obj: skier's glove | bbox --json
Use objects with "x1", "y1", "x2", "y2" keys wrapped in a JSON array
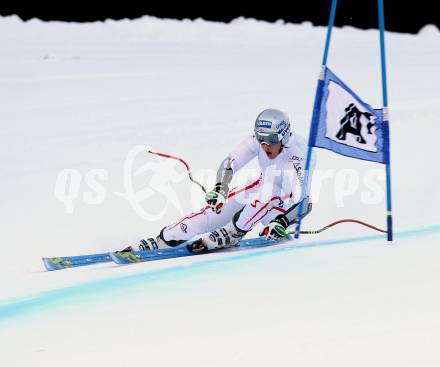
[
  {"x1": 259, "y1": 215, "x2": 289, "y2": 240},
  {"x1": 205, "y1": 183, "x2": 228, "y2": 214}
]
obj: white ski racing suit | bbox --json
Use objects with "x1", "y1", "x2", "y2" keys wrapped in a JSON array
[{"x1": 153, "y1": 132, "x2": 315, "y2": 248}]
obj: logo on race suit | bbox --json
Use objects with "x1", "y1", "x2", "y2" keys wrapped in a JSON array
[
  {"x1": 288, "y1": 155, "x2": 303, "y2": 162},
  {"x1": 180, "y1": 223, "x2": 188, "y2": 233},
  {"x1": 257, "y1": 120, "x2": 272, "y2": 129},
  {"x1": 293, "y1": 162, "x2": 304, "y2": 185},
  {"x1": 335, "y1": 103, "x2": 376, "y2": 145}
]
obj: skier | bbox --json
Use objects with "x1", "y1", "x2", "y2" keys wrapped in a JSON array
[{"x1": 122, "y1": 108, "x2": 314, "y2": 253}]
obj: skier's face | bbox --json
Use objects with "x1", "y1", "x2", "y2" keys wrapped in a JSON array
[{"x1": 260, "y1": 141, "x2": 282, "y2": 159}]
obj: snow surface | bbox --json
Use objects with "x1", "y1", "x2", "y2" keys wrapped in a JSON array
[{"x1": 0, "y1": 15, "x2": 439, "y2": 366}]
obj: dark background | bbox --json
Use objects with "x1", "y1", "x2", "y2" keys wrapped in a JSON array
[{"x1": 0, "y1": 1, "x2": 438, "y2": 34}]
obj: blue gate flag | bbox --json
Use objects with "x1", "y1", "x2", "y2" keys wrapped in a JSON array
[{"x1": 311, "y1": 67, "x2": 390, "y2": 164}]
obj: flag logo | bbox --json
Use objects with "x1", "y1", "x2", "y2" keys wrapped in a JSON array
[
  {"x1": 334, "y1": 103, "x2": 376, "y2": 147},
  {"x1": 325, "y1": 81, "x2": 378, "y2": 152},
  {"x1": 311, "y1": 67, "x2": 389, "y2": 164}
]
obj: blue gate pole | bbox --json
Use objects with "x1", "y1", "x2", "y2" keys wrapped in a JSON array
[
  {"x1": 295, "y1": 0, "x2": 338, "y2": 239},
  {"x1": 378, "y1": 0, "x2": 393, "y2": 241}
]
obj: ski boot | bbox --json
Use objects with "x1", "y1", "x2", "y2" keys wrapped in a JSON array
[{"x1": 187, "y1": 220, "x2": 247, "y2": 253}]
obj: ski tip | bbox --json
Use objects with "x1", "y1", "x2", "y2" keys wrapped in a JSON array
[
  {"x1": 109, "y1": 252, "x2": 123, "y2": 264},
  {"x1": 42, "y1": 257, "x2": 71, "y2": 271},
  {"x1": 42, "y1": 257, "x2": 55, "y2": 271}
]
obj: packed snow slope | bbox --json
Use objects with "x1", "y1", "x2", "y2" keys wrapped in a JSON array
[{"x1": 0, "y1": 15, "x2": 439, "y2": 367}]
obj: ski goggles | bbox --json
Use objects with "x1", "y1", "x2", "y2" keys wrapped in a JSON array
[{"x1": 255, "y1": 131, "x2": 282, "y2": 145}]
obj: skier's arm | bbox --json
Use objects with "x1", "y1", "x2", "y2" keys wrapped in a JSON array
[
  {"x1": 206, "y1": 135, "x2": 258, "y2": 213},
  {"x1": 214, "y1": 135, "x2": 258, "y2": 193},
  {"x1": 214, "y1": 157, "x2": 234, "y2": 193},
  {"x1": 205, "y1": 158, "x2": 233, "y2": 213}
]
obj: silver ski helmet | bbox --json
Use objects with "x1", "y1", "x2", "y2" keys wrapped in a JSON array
[{"x1": 254, "y1": 108, "x2": 292, "y2": 146}]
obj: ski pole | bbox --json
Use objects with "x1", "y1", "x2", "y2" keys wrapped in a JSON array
[
  {"x1": 146, "y1": 147, "x2": 207, "y2": 193},
  {"x1": 286, "y1": 219, "x2": 387, "y2": 235}
]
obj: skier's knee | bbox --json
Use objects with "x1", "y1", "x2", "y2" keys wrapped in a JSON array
[{"x1": 158, "y1": 227, "x2": 186, "y2": 248}]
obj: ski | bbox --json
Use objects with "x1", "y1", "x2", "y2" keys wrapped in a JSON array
[
  {"x1": 110, "y1": 236, "x2": 289, "y2": 265},
  {"x1": 42, "y1": 253, "x2": 111, "y2": 271},
  {"x1": 42, "y1": 237, "x2": 292, "y2": 271}
]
